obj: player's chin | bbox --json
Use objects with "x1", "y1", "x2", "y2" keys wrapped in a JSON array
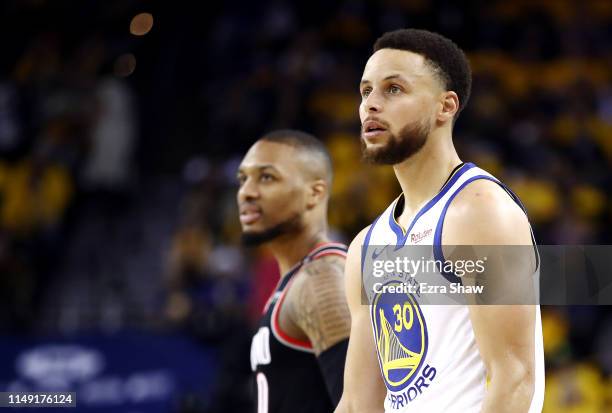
[{"x1": 361, "y1": 144, "x2": 398, "y2": 165}]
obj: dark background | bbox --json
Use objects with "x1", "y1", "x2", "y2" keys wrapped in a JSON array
[{"x1": 0, "y1": 0, "x2": 610, "y2": 412}]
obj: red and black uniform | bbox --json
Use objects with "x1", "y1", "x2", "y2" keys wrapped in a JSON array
[{"x1": 250, "y1": 242, "x2": 349, "y2": 413}]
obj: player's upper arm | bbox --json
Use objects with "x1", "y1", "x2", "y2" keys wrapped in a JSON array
[
  {"x1": 443, "y1": 180, "x2": 537, "y2": 411},
  {"x1": 335, "y1": 226, "x2": 386, "y2": 413},
  {"x1": 442, "y1": 179, "x2": 537, "y2": 302},
  {"x1": 291, "y1": 254, "x2": 351, "y2": 356},
  {"x1": 288, "y1": 253, "x2": 351, "y2": 405},
  {"x1": 344, "y1": 226, "x2": 371, "y2": 311}
]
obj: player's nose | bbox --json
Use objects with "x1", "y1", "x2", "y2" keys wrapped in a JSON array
[
  {"x1": 238, "y1": 177, "x2": 260, "y2": 202},
  {"x1": 364, "y1": 90, "x2": 383, "y2": 113}
]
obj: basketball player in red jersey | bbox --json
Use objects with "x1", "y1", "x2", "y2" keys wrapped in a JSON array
[{"x1": 237, "y1": 130, "x2": 351, "y2": 413}]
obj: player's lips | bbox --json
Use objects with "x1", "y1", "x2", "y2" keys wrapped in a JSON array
[
  {"x1": 362, "y1": 119, "x2": 388, "y2": 139},
  {"x1": 239, "y1": 204, "x2": 262, "y2": 225}
]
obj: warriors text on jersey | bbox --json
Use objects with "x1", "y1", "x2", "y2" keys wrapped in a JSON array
[
  {"x1": 250, "y1": 242, "x2": 348, "y2": 413},
  {"x1": 362, "y1": 163, "x2": 545, "y2": 412}
]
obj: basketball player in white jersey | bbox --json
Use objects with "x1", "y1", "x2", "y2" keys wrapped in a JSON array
[
  {"x1": 238, "y1": 130, "x2": 351, "y2": 412},
  {"x1": 335, "y1": 29, "x2": 545, "y2": 412}
]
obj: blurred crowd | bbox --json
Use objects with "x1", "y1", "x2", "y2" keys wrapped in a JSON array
[{"x1": 0, "y1": 0, "x2": 611, "y2": 411}]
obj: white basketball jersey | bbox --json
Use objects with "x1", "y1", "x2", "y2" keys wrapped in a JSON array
[{"x1": 362, "y1": 163, "x2": 545, "y2": 413}]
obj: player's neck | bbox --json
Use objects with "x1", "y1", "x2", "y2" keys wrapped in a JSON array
[
  {"x1": 267, "y1": 226, "x2": 328, "y2": 276},
  {"x1": 392, "y1": 129, "x2": 461, "y2": 221}
]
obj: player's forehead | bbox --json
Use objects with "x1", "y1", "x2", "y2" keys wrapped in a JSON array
[
  {"x1": 361, "y1": 48, "x2": 431, "y2": 85},
  {"x1": 239, "y1": 140, "x2": 299, "y2": 174}
]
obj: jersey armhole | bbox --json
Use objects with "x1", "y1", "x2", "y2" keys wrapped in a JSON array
[{"x1": 271, "y1": 275, "x2": 315, "y2": 353}]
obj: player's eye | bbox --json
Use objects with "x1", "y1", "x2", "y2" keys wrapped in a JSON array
[
  {"x1": 361, "y1": 87, "x2": 372, "y2": 98},
  {"x1": 237, "y1": 174, "x2": 246, "y2": 185},
  {"x1": 388, "y1": 84, "x2": 402, "y2": 94},
  {"x1": 260, "y1": 173, "x2": 275, "y2": 182}
]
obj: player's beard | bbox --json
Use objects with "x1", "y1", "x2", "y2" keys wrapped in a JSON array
[
  {"x1": 240, "y1": 213, "x2": 303, "y2": 247},
  {"x1": 361, "y1": 119, "x2": 431, "y2": 165}
]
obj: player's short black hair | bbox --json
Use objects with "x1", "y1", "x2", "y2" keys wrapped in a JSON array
[
  {"x1": 373, "y1": 28, "x2": 472, "y2": 118},
  {"x1": 259, "y1": 129, "x2": 333, "y2": 185}
]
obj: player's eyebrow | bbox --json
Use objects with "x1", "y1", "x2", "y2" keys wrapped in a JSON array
[
  {"x1": 238, "y1": 164, "x2": 279, "y2": 174},
  {"x1": 257, "y1": 165, "x2": 279, "y2": 172},
  {"x1": 360, "y1": 74, "x2": 408, "y2": 86}
]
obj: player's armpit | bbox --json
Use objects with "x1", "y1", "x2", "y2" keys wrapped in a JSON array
[
  {"x1": 335, "y1": 227, "x2": 386, "y2": 413},
  {"x1": 291, "y1": 255, "x2": 351, "y2": 356}
]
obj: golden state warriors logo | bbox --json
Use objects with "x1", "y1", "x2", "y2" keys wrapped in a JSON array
[{"x1": 371, "y1": 281, "x2": 428, "y2": 391}]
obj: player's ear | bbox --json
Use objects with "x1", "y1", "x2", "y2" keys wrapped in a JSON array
[
  {"x1": 437, "y1": 91, "x2": 459, "y2": 124},
  {"x1": 306, "y1": 179, "x2": 328, "y2": 209}
]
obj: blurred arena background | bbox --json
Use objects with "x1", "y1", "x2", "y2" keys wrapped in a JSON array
[{"x1": 0, "y1": 0, "x2": 610, "y2": 412}]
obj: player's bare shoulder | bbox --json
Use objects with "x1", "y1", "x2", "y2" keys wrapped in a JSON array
[
  {"x1": 442, "y1": 178, "x2": 531, "y2": 245},
  {"x1": 285, "y1": 253, "x2": 350, "y2": 355}
]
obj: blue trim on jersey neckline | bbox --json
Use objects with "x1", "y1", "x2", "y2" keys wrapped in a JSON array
[{"x1": 388, "y1": 162, "x2": 476, "y2": 248}]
